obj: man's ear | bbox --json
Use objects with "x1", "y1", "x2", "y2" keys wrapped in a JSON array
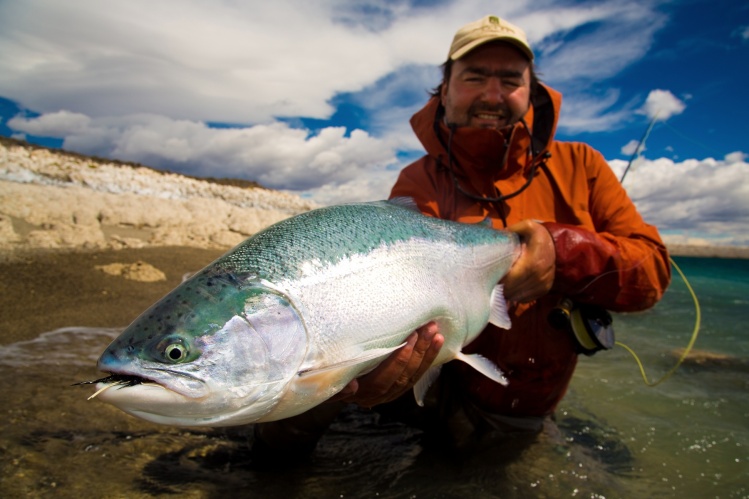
[{"x1": 439, "y1": 83, "x2": 448, "y2": 106}]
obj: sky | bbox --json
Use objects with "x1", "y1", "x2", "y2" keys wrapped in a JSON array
[{"x1": 0, "y1": 0, "x2": 747, "y2": 246}]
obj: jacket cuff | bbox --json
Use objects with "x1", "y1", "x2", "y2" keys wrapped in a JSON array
[{"x1": 542, "y1": 222, "x2": 618, "y2": 298}]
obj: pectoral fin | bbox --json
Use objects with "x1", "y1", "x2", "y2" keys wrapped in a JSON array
[
  {"x1": 413, "y1": 364, "x2": 442, "y2": 407},
  {"x1": 296, "y1": 342, "x2": 407, "y2": 380},
  {"x1": 293, "y1": 342, "x2": 408, "y2": 402},
  {"x1": 455, "y1": 351, "x2": 508, "y2": 386},
  {"x1": 488, "y1": 284, "x2": 511, "y2": 330}
]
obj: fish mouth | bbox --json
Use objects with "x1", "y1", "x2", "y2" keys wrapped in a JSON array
[{"x1": 77, "y1": 366, "x2": 208, "y2": 402}]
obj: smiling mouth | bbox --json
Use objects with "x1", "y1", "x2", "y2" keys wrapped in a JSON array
[{"x1": 475, "y1": 113, "x2": 505, "y2": 121}]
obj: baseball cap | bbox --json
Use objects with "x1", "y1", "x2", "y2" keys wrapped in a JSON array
[{"x1": 448, "y1": 15, "x2": 533, "y2": 61}]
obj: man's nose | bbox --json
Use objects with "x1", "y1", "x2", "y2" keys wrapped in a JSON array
[{"x1": 482, "y1": 78, "x2": 505, "y2": 102}]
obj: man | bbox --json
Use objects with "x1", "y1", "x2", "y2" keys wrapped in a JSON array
[{"x1": 253, "y1": 15, "x2": 670, "y2": 458}]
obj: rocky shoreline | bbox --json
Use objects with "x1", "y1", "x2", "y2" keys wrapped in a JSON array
[{"x1": 0, "y1": 137, "x2": 316, "y2": 255}]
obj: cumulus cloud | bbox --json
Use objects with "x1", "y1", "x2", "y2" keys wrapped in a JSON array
[
  {"x1": 295, "y1": 169, "x2": 402, "y2": 205},
  {"x1": 0, "y1": 1, "x2": 665, "y2": 128},
  {"x1": 9, "y1": 112, "x2": 398, "y2": 193},
  {"x1": 556, "y1": 88, "x2": 635, "y2": 133},
  {"x1": 7, "y1": 110, "x2": 90, "y2": 136},
  {"x1": 621, "y1": 139, "x2": 643, "y2": 157},
  {"x1": 609, "y1": 153, "x2": 749, "y2": 245},
  {"x1": 638, "y1": 90, "x2": 687, "y2": 121},
  {"x1": 725, "y1": 151, "x2": 746, "y2": 162},
  {"x1": 0, "y1": 0, "x2": 458, "y2": 124}
]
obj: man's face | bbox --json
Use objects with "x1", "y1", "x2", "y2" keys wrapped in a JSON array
[{"x1": 441, "y1": 42, "x2": 532, "y2": 131}]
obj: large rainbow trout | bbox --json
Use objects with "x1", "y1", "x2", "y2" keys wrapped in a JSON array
[{"x1": 84, "y1": 199, "x2": 520, "y2": 426}]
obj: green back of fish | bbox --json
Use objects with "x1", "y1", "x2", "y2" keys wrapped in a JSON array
[{"x1": 214, "y1": 200, "x2": 515, "y2": 281}]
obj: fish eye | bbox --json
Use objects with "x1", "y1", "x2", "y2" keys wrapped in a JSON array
[{"x1": 164, "y1": 343, "x2": 188, "y2": 362}]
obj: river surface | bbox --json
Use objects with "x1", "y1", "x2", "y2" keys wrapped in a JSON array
[{"x1": 1, "y1": 256, "x2": 747, "y2": 498}]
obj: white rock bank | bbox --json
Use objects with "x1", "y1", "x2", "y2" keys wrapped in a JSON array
[{"x1": 0, "y1": 139, "x2": 317, "y2": 252}]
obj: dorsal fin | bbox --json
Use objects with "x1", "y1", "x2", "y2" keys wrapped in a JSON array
[{"x1": 387, "y1": 197, "x2": 420, "y2": 211}]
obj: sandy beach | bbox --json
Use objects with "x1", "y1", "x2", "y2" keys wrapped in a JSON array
[{"x1": 0, "y1": 247, "x2": 224, "y2": 345}]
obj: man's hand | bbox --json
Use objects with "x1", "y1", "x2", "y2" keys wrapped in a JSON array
[
  {"x1": 502, "y1": 220, "x2": 556, "y2": 303},
  {"x1": 330, "y1": 322, "x2": 444, "y2": 408}
]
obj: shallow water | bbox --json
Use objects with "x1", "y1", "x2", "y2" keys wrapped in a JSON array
[{"x1": 1, "y1": 257, "x2": 747, "y2": 498}]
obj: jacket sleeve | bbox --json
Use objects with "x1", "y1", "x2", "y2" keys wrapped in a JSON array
[{"x1": 545, "y1": 148, "x2": 671, "y2": 313}]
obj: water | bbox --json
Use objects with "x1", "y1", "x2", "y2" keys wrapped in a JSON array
[
  {"x1": 562, "y1": 256, "x2": 749, "y2": 498},
  {"x1": 1, "y1": 256, "x2": 747, "y2": 498}
]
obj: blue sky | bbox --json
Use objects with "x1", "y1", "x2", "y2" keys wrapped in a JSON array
[{"x1": 1, "y1": 0, "x2": 748, "y2": 245}]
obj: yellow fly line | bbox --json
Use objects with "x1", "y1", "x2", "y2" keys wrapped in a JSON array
[{"x1": 615, "y1": 257, "x2": 701, "y2": 387}]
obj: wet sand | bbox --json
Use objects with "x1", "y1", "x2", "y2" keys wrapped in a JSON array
[{"x1": 0, "y1": 247, "x2": 224, "y2": 345}]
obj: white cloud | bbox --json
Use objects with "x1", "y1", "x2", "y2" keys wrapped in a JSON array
[
  {"x1": 9, "y1": 112, "x2": 398, "y2": 194},
  {"x1": 725, "y1": 151, "x2": 746, "y2": 162},
  {"x1": 638, "y1": 90, "x2": 687, "y2": 121},
  {"x1": 609, "y1": 153, "x2": 749, "y2": 245},
  {"x1": 294, "y1": 168, "x2": 402, "y2": 205},
  {"x1": 8, "y1": 111, "x2": 91, "y2": 137},
  {"x1": 0, "y1": 0, "x2": 426, "y2": 123},
  {"x1": 621, "y1": 139, "x2": 643, "y2": 156},
  {"x1": 556, "y1": 88, "x2": 635, "y2": 133},
  {"x1": 537, "y1": 3, "x2": 666, "y2": 87},
  {"x1": 0, "y1": 0, "x2": 665, "y2": 128}
]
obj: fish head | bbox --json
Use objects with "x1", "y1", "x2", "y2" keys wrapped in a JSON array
[{"x1": 95, "y1": 270, "x2": 308, "y2": 427}]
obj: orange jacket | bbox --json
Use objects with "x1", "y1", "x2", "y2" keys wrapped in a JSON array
[{"x1": 390, "y1": 84, "x2": 671, "y2": 418}]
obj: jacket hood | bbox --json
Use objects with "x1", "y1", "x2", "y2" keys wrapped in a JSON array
[{"x1": 409, "y1": 83, "x2": 562, "y2": 187}]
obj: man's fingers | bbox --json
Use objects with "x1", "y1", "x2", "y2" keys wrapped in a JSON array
[
  {"x1": 394, "y1": 322, "x2": 438, "y2": 383},
  {"x1": 412, "y1": 331, "x2": 444, "y2": 381},
  {"x1": 502, "y1": 220, "x2": 555, "y2": 303},
  {"x1": 340, "y1": 322, "x2": 444, "y2": 408}
]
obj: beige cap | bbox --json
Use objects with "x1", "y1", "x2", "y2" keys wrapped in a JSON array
[{"x1": 448, "y1": 15, "x2": 533, "y2": 61}]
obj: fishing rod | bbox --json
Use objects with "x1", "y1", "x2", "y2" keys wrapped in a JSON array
[{"x1": 620, "y1": 112, "x2": 659, "y2": 184}]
